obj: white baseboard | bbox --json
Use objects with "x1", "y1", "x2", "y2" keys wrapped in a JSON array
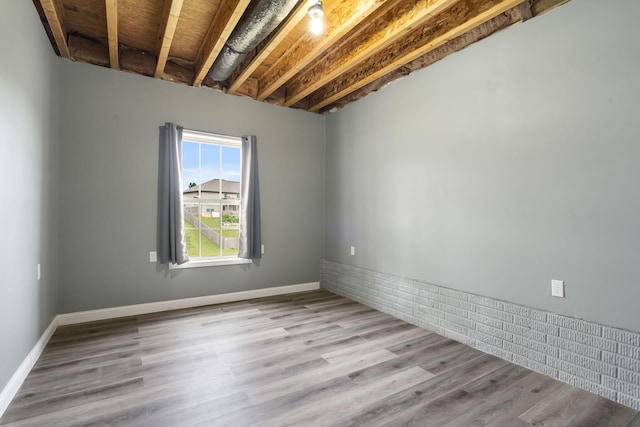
[
  {"x1": 0, "y1": 317, "x2": 59, "y2": 417},
  {"x1": 57, "y1": 282, "x2": 320, "y2": 325},
  {"x1": 0, "y1": 282, "x2": 320, "y2": 418}
]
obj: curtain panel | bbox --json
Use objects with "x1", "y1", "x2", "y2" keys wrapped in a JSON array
[
  {"x1": 157, "y1": 122, "x2": 189, "y2": 265},
  {"x1": 238, "y1": 135, "x2": 262, "y2": 259}
]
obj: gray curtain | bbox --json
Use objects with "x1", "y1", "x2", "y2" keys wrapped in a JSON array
[
  {"x1": 158, "y1": 123, "x2": 189, "y2": 265},
  {"x1": 238, "y1": 135, "x2": 262, "y2": 259}
]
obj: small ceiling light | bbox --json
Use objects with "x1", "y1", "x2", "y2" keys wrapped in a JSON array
[{"x1": 308, "y1": 1, "x2": 324, "y2": 35}]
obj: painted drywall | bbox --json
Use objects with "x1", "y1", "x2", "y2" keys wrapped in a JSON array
[
  {"x1": 0, "y1": 2, "x2": 59, "y2": 391},
  {"x1": 58, "y1": 61, "x2": 325, "y2": 312},
  {"x1": 325, "y1": 0, "x2": 640, "y2": 332}
]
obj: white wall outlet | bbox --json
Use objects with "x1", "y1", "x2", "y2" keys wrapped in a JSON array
[
  {"x1": 149, "y1": 251, "x2": 157, "y2": 262},
  {"x1": 261, "y1": 245, "x2": 265, "y2": 255},
  {"x1": 37, "y1": 264, "x2": 41, "y2": 281},
  {"x1": 551, "y1": 280, "x2": 565, "y2": 298},
  {"x1": 350, "y1": 246, "x2": 355, "y2": 256}
]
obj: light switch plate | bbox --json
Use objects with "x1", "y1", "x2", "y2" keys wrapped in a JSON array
[
  {"x1": 149, "y1": 251, "x2": 157, "y2": 262},
  {"x1": 551, "y1": 280, "x2": 565, "y2": 298},
  {"x1": 350, "y1": 246, "x2": 355, "y2": 256}
]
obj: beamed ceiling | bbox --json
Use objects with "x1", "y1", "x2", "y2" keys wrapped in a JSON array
[{"x1": 34, "y1": 0, "x2": 569, "y2": 113}]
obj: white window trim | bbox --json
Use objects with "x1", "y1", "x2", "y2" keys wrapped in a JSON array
[
  {"x1": 182, "y1": 129, "x2": 241, "y2": 147},
  {"x1": 180, "y1": 129, "x2": 245, "y2": 268},
  {"x1": 169, "y1": 257, "x2": 252, "y2": 269}
]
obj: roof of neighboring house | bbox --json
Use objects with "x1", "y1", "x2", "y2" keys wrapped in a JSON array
[{"x1": 183, "y1": 179, "x2": 240, "y2": 196}]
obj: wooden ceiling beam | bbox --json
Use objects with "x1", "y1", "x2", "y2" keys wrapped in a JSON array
[
  {"x1": 227, "y1": 1, "x2": 309, "y2": 95},
  {"x1": 105, "y1": 0, "x2": 119, "y2": 69},
  {"x1": 193, "y1": 0, "x2": 252, "y2": 87},
  {"x1": 257, "y1": 0, "x2": 388, "y2": 101},
  {"x1": 308, "y1": 0, "x2": 524, "y2": 112},
  {"x1": 39, "y1": 0, "x2": 71, "y2": 59},
  {"x1": 284, "y1": 0, "x2": 461, "y2": 107},
  {"x1": 154, "y1": 0, "x2": 185, "y2": 78}
]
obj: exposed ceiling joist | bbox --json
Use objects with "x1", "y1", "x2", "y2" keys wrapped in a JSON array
[
  {"x1": 325, "y1": 7, "x2": 523, "y2": 111},
  {"x1": 105, "y1": 0, "x2": 119, "y2": 69},
  {"x1": 227, "y1": 0, "x2": 309, "y2": 95},
  {"x1": 284, "y1": 0, "x2": 461, "y2": 107},
  {"x1": 33, "y1": 0, "x2": 572, "y2": 113},
  {"x1": 154, "y1": 0, "x2": 184, "y2": 78},
  {"x1": 193, "y1": 0, "x2": 252, "y2": 87},
  {"x1": 257, "y1": 0, "x2": 388, "y2": 101},
  {"x1": 309, "y1": 0, "x2": 524, "y2": 112},
  {"x1": 39, "y1": 0, "x2": 71, "y2": 59}
]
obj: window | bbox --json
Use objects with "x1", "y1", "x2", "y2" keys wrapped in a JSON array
[
  {"x1": 159, "y1": 123, "x2": 260, "y2": 267},
  {"x1": 181, "y1": 130, "x2": 245, "y2": 264}
]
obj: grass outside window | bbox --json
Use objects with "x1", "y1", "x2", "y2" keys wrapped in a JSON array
[{"x1": 183, "y1": 219, "x2": 239, "y2": 257}]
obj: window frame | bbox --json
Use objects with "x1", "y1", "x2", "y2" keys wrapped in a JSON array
[{"x1": 170, "y1": 129, "x2": 249, "y2": 269}]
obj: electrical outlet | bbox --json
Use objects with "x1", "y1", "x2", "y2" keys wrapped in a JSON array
[
  {"x1": 350, "y1": 246, "x2": 355, "y2": 256},
  {"x1": 149, "y1": 251, "x2": 157, "y2": 262},
  {"x1": 551, "y1": 280, "x2": 565, "y2": 298},
  {"x1": 261, "y1": 245, "x2": 265, "y2": 255},
  {"x1": 37, "y1": 264, "x2": 41, "y2": 281}
]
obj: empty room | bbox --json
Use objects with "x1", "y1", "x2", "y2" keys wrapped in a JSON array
[{"x1": 1, "y1": 0, "x2": 639, "y2": 425}]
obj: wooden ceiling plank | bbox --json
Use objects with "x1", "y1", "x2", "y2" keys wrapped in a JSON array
[
  {"x1": 40, "y1": 0, "x2": 71, "y2": 59},
  {"x1": 227, "y1": 1, "x2": 309, "y2": 95},
  {"x1": 154, "y1": 0, "x2": 185, "y2": 78},
  {"x1": 257, "y1": 0, "x2": 388, "y2": 101},
  {"x1": 105, "y1": 0, "x2": 119, "y2": 69},
  {"x1": 308, "y1": 0, "x2": 524, "y2": 112},
  {"x1": 193, "y1": 0, "x2": 252, "y2": 87},
  {"x1": 285, "y1": 0, "x2": 461, "y2": 107}
]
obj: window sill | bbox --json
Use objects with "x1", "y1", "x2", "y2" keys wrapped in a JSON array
[{"x1": 169, "y1": 258, "x2": 252, "y2": 269}]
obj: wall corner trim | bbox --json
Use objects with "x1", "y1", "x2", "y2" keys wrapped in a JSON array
[{"x1": 0, "y1": 282, "x2": 319, "y2": 417}]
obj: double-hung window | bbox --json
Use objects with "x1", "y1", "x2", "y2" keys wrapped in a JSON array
[{"x1": 180, "y1": 129, "x2": 247, "y2": 265}]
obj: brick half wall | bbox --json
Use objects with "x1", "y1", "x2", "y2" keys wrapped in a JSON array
[{"x1": 320, "y1": 259, "x2": 640, "y2": 410}]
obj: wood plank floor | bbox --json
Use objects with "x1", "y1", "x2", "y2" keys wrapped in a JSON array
[{"x1": 2, "y1": 290, "x2": 639, "y2": 426}]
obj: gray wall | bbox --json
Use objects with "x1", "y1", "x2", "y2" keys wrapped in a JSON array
[
  {"x1": 58, "y1": 61, "x2": 325, "y2": 312},
  {"x1": 325, "y1": 0, "x2": 640, "y2": 332},
  {"x1": 0, "y1": 2, "x2": 59, "y2": 390}
]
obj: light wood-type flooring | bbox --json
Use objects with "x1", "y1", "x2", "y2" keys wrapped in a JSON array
[{"x1": 1, "y1": 290, "x2": 639, "y2": 426}]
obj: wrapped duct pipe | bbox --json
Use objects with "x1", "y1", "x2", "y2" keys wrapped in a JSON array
[{"x1": 208, "y1": 0, "x2": 301, "y2": 82}]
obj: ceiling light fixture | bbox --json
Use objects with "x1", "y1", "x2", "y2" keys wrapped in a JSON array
[{"x1": 308, "y1": 1, "x2": 324, "y2": 35}]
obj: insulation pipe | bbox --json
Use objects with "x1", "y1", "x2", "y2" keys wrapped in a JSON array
[{"x1": 208, "y1": 0, "x2": 301, "y2": 82}]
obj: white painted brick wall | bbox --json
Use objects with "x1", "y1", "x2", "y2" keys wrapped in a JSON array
[
  {"x1": 621, "y1": 344, "x2": 640, "y2": 359},
  {"x1": 559, "y1": 328, "x2": 618, "y2": 352},
  {"x1": 548, "y1": 335, "x2": 601, "y2": 360},
  {"x1": 620, "y1": 369, "x2": 640, "y2": 386},
  {"x1": 604, "y1": 328, "x2": 640, "y2": 346},
  {"x1": 321, "y1": 259, "x2": 640, "y2": 410},
  {"x1": 476, "y1": 323, "x2": 512, "y2": 341}
]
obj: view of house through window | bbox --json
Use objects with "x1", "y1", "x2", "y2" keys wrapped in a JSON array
[{"x1": 181, "y1": 130, "x2": 242, "y2": 259}]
